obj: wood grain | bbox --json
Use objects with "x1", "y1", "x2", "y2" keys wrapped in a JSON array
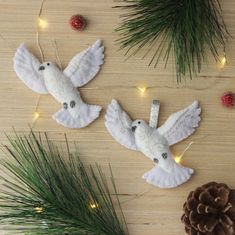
[{"x1": 0, "y1": 1, "x2": 235, "y2": 234}]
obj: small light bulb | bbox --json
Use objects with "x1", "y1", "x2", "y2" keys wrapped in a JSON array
[
  {"x1": 34, "y1": 112, "x2": 40, "y2": 119},
  {"x1": 221, "y1": 57, "x2": 226, "y2": 67},
  {"x1": 89, "y1": 203, "x2": 98, "y2": 209},
  {"x1": 174, "y1": 155, "x2": 182, "y2": 164},
  {"x1": 35, "y1": 207, "x2": 44, "y2": 213},
  {"x1": 218, "y1": 56, "x2": 226, "y2": 69},
  {"x1": 137, "y1": 87, "x2": 147, "y2": 94},
  {"x1": 174, "y1": 142, "x2": 193, "y2": 164},
  {"x1": 38, "y1": 17, "x2": 48, "y2": 29}
]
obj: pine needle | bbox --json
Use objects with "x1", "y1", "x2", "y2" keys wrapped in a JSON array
[
  {"x1": 115, "y1": 0, "x2": 230, "y2": 82},
  {"x1": 0, "y1": 131, "x2": 128, "y2": 235}
]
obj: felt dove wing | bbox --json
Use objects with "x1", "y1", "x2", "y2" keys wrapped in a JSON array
[
  {"x1": 105, "y1": 99, "x2": 201, "y2": 188},
  {"x1": 14, "y1": 40, "x2": 104, "y2": 128}
]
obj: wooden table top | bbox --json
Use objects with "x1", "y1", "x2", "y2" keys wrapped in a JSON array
[{"x1": 0, "y1": 1, "x2": 235, "y2": 234}]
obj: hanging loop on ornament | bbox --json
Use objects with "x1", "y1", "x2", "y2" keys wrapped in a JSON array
[{"x1": 149, "y1": 100, "x2": 160, "y2": 129}]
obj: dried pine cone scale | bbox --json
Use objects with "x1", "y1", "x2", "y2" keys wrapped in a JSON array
[
  {"x1": 228, "y1": 190, "x2": 235, "y2": 228},
  {"x1": 182, "y1": 182, "x2": 235, "y2": 235}
]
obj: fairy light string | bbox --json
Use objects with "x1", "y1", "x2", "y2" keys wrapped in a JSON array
[
  {"x1": 220, "y1": 47, "x2": 227, "y2": 69},
  {"x1": 37, "y1": 0, "x2": 46, "y2": 62},
  {"x1": 31, "y1": 0, "x2": 227, "y2": 123},
  {"x1": 174, "y1": 141, "x2": 194, "y2": 164},
  {"x1": 33, "y1": 0, "x2": 47, "y2": 124},
  {"x1": 0, "y1": 0, "x2": 230, "y2": 215},
  {"x1": 53, "y1": 40, "x2": 63, "y2": 70}
]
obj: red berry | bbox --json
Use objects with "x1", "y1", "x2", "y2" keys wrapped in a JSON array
[
  {"x1": 221, "y1": 92, "x2": 235, "y2": 107},
  {"x1": 69, "y1": 15, "x2": 86, "y2": 31}
]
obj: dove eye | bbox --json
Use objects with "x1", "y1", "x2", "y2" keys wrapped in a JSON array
[
  {"x1": 138, "y1": 121, "x2": 141, "y2": 124},
  {"x1": 47, "y1": 63, "x2": 50, "y2": 66},
  {"x1": 153, "y1": 158, "x2": 159, "y2": 164}
]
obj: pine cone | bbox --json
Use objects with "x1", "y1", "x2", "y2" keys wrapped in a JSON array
[{"x1": 181, "y1": 182, "x2": 235, "y2": 235}]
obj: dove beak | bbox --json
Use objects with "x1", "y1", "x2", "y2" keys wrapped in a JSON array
[
  {"x1": 131, "y1": 126, "x2": 137, "y2": 132},
  {"x1": 38, "y1": 65, "x2": 45, "y2": 71}
]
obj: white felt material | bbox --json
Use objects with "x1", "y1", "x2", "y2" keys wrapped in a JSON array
[
  {"x1": 53, "y1": 104, "x2": 101, "y2": 128},
  {"x1": 13, "y1": 40, "x2": 105, "y2": 128},
  {"x1": 133, "y1": 120, "x2": 194, "y2": 188},
  {"x1": 63, "y1": 39, "x2": 105, "y2": 87},
  {"x1": 13, "y1": 44, "x2": 48, "y2": 94},
  {"x1": 143, "y1": 164, "x2": 194, "y2": 189},
  {"x1": 105, "y1": 99, "x2": 138, "y2": 151},
  {"x1": 40, "y1": 61, "x2": 102, "y2": 129},
  {"x1": 158, "y1": 101, "x2": 201, "y2": 146},
  {"x1": 104, "y1": 100, "x2": 201, "y2": 188}
]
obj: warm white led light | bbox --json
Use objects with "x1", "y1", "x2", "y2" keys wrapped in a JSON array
[
  {"x1": 174, "y1": 155, "x2": 182, "y2": 164},
  {"x1": 137, "y1": 86, "x2": 148, "y2": 96},
  {"x1": 221, "y1": 56, "x2": 226, "y2": 68},
  {"x1": 34, "y1": 112, "x2": 40, "y2": 119},
  {"x1": 35, "y1": 207, "x2": 44, "y2": 213},
  {"x1": 38, "y1": 17, "x2": 48, "y2": 29},
  {"x1": 89, "y1": 203, "x2": 98, "y2": 209}
]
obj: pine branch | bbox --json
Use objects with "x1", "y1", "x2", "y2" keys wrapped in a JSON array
[
  {"x1": 115, "y1": 0, "x2": 230, "y2": 82},
  {"x1": 0, "y1": 131, "x2": 128, "y2": 235}
]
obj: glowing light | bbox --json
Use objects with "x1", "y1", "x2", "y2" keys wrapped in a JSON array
[
  {"x1": 33, "y1": 111, "x2": 40, "y2": 124},
  {"x1": 174, "y1": 142, "x2": 194, "y2": 164},
  {"x1": 38, "y1": 17, "x2": 48, "y2": 29},
  {"x1": 218, "y1": 56, "x2": 226, "y2": 69},
  {"x1": 137, "y1": 87, "x2": 148, "y2": 95},
  {"x1": 35, "y1": 207, "x2": 44, "y2": 213},
  {"x1": 34, "y1": 112, "x2": 40, "y2": 119},
  {"x1": 221, "y1": 57, "x2": 226, "y2": 68},
  {"x1": 89, "y1": 203, "x2": 98, "y2": 209},
  {"x1": 174, "y1": 155, "x2": 182, "y2": 164}
]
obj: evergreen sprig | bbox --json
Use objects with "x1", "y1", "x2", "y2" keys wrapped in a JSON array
[
  {"x1": 115, "y1": 0, "x2": 229, "y2": 82},
  {"x1": 0, "y1": 131, "x2": 128, "y2": 235}
]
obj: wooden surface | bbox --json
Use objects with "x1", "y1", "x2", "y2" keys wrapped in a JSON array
[{"x1": 0, "y1": 1, "x2": 235, "y2": 234}]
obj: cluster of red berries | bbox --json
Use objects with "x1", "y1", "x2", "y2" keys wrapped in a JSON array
[
  {"x1": 69, "y1": 15, "x2": 86, "y2": 31},
  {"x1": 221, "y1": 92, "x2": 235, "y2": 107}
]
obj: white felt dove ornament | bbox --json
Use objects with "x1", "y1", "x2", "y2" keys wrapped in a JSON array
[
  {"x1": 105, "y1": 100, "x2": 201, "y2": 188},
  {"x1": 14, "y1": 40, "x2": 104, "y2": 128}
]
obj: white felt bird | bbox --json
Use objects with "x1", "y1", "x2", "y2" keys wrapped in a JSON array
[
  {"x1": 105, "y1": 100, "x2": 201, "y2": 188},
  {"x1": 14, "y1": 40, "x2": 104, "y2": 128}
]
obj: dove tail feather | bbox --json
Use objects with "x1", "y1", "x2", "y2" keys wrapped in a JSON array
[
  {"x1": 143, "y1": 163, "x2": 194, "y2": 189},
  {"x1": 53, "y1": 104, "x2": 101, "y2": 128}
]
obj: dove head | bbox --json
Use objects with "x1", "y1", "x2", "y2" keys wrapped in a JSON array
[
  {"x1": 131, "y1": 120, "x2": 149, "y2": 133},
  {"x1": 38, "y1": 62, "x2": 58, "y2": 73}
]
